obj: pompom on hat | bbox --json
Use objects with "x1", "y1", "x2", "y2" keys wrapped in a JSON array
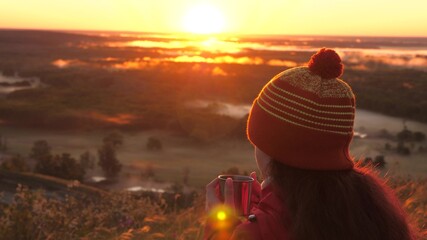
[{"x1": 247, "y1": 48, "x2": 355, "y2": 170}]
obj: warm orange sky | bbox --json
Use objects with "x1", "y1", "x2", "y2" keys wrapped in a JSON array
[{"x1": 1, "y1": 0, "x2": 427, "y2": 36}]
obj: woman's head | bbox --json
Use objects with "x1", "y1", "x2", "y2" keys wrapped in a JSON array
[
  {"x1": 247, "y1": 48, "x2": 355, "y2": 170},
  {"x1": 247, "y1": 48, "x2": 416, "y2": 239}
]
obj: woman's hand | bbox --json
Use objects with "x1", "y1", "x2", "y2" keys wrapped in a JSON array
[
  {"x1": 250, "y1": 172, "x2": 262, "y2": 195},
  {"x1": 204, "y1": 177, "x2": 240, "y2": 240},
  {"x1": 250, "y1": 172, "x2": 262, "y2": 207},
  {"x1": 205, "y1": 177, "x2": 235, "y2": 212},
  {"x1": 205, "y1": 172, "x2": 262, "y2": 212}
]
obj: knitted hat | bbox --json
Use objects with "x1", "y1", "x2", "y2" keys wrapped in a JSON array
[{"x1": 247, "y1": 48, "x2": 355, "y2": 170}]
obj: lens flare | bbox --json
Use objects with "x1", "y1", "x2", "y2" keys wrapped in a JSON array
[{"x1": 216, "y1": 211, "x2": 227, "y2": 221}]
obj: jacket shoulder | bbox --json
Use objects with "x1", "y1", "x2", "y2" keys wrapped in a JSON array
[
  {"x1": 240, "y1": 190, "x2": 291, "y2": 240},
  {"x1": 231, "y1": 221, "x2": 261, "y2": 240}
]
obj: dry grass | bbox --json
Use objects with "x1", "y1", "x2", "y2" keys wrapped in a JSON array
[{"x1": 0, "y1": 176, "x2": 426, "y2": 240}]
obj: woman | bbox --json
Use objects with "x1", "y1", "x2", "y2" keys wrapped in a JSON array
[{"x1": 205, "y1": 48, "x2": 415, "y2": 240}]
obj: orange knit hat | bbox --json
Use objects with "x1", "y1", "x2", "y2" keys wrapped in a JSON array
[{"x1": 247, "y1": 48, "x2": 355, "y2": 170}]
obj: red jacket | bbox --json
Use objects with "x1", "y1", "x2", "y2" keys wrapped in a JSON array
[{"x1": 205, "y1": 186, "x2": 291, "y2": 240}]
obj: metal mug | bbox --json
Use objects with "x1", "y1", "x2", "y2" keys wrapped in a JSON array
[{"x1": 218, "y1": 175, "x2": 254, "y2": 216}]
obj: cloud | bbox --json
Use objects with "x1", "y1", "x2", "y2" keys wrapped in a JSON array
[
  {"x1": 267, "y1": 59, "x2": 297, "y2": 67},
  {"x1": 87, "y1": 112, "x2": 137, "y2": 125},
  {"x1": 340, "y1": 51, "x2": 427, "y2": 71},
  {"x1": 111, "y1": 57, "x2": 161, "y2": 70},
  {"x1": 51, "y1": 59, "x2": 85, "y2": 68},
  {"x1": 109, "y1": 55, "x2": 264, "y2": 70},
  {"x1": 171, "y1": 55, "x2": 264, "y2": 65}
]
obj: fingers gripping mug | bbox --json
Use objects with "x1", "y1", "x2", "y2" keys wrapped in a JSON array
[{"x1": 218, "y1": 175, "x2": 254, "y2": 216}]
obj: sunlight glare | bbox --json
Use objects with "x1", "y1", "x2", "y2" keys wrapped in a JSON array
[
  {"x1": 216, "y1": 211, "x2": 227, "y2": 221},
  {"x1": 182, "y1": 4, "x2": 225, "y2": 34}
]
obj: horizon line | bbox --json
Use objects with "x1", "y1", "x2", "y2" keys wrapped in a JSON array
[{"x1": 1, "y1": 27, "x2": 427, "y2": 39}]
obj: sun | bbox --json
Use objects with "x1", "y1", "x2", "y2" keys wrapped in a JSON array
[{"x1": 182, "y1": 4, "x2": 225, "y2": 34}]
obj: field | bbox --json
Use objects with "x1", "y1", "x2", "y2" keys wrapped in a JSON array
[
  {"x1": 0, "y1": 172, "x2": 426, "y2": 239},
  {"x1": 1, "y1": 108, "x2": 426, "y2": 188},
  {"x1": 0, "y1": 30, "x2": 426, "y2": 187}
]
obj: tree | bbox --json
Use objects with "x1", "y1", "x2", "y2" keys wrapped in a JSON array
[
  {"x1": 32, "y1": 140, "x2": 55, "y2": 175},
  {"x1": 373, "y1": 155, "x2": 386, "y2": 169},
  {"x1": 34, "y1": 155, "x2": 55, "y2": 175},
  {"x1": 56, "y1": 153, "x2": 85, "y2": 181},
  {"x1": 413, "y1": 131, "x2": 426, "y2": 142},
  {"x1": 358, "y1": 157, "x2": 373, "y2": 167},
  {"x1": 35, "y1": 151, "x2": 85, "y2": 181},
  {"x1": 397, "y1": 127, "x2": 413, "y2": 142},
  {"x1": 30, "y1": 140, "x2": 51, "y2": 161},
  {"x1": 0, "y1": 155, "x2": 30, "y2": 172},
  {"x1": 98, "y1": 142, "x2": 122, "y2": 179},
  {"x1": 397, "y1": 141, "x2": 411, "y2": 155}
]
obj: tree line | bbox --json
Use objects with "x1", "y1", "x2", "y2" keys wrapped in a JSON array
[{"x1": 0, "y1": 132, "x2": 165, "y2": 182}]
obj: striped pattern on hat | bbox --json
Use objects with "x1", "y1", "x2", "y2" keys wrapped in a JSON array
[
  {"x1": 256, "y1": 67, "x2": 355, "y2": 135},
  {"x1": 247, "y1": 58, "x2": 356, "y2": 170}
]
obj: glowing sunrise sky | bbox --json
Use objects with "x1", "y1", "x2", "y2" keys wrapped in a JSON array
[{"x1": 1, "y1": 0, "x2": 427, "y2": 36}]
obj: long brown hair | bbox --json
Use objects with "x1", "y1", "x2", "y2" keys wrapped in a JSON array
[{"x1": 269, "y1": 160, "x2": 416, "y2": 240}]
